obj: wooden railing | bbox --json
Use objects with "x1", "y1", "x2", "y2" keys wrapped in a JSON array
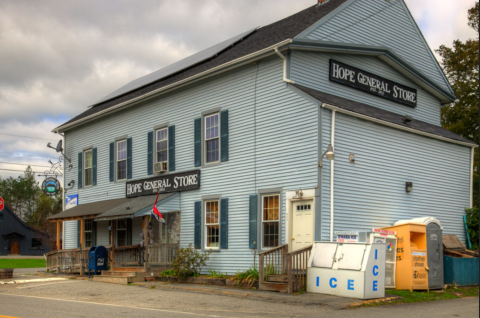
[
  {"x1": 258, "y1": 244, "x2": 288, "y2": 285},
  {"x1": 147, "y1": 243, "x2": 179, "y2": 265},
  {"x1": 45, "y1": 247, "x2": 112, "y2": 274},
  {"x1": 287, "y1": 244, "x2": 312, "y2": 293},
  {"x1": 113, "y1": 244, "x2": 142, "y2": 266}
]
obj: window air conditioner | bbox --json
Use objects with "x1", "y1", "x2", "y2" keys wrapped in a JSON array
[{"x1": 154, "y1": 161, "x2": 168, "y2": 174}]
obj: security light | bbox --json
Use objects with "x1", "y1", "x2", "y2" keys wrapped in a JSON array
[{"x1": 319, "y1": 144, "x2": 335, "y2": 167}]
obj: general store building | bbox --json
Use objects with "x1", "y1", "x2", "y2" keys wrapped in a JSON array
[{"x1": 48, "y1": 0, "x2": 477, "y2": 275}]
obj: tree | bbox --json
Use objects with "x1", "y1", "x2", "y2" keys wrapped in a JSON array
[
  {"x1": 437, "y1": 2, "x2": 479, "y2": 207},
  {"x1": 0, "y1": 166, "x2": 38, "y2": 219}
]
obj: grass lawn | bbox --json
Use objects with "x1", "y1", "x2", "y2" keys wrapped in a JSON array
[
  {"x1": 0, "y1": 259, "x2": 46, "y2": 269},
  {"x1": 355, "y1": 287, "x2": 479, "y2": 308}
]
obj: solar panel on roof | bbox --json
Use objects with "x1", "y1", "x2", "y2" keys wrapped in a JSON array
[{"x1": 93, "y1": 27, "x2": 258, "y2": 106}]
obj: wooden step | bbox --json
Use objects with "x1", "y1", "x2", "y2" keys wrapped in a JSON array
[
  {"x1": 266, "y1": 274, "x2": 289, "y2": 283},
  {"x1": 111, "y1": 267, "x2": 145, "y2": 273},
  {"x1": 101, "y1": 271, "x2": 137, "y2": 277},
  {"x1": 259, "y1": 282, "x2": 288, "y2": 293},
  {"x1": 93, "y1": 274, "x2": 146, "y2": 284}
]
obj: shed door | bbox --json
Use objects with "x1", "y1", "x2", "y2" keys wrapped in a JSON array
[
  {"x1": 10, "y1": 239, "x2": 20, "y2": 255},
  {"x1": 291, "y1": 200, "x2": 314, "y2": 251},
  {"x1": 427, "y1": 224, "x2": 444, "y2": 289}
]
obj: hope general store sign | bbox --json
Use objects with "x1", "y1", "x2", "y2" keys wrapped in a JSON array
[
  {"x1": 329, "y1": 59, "x2": 417, "y2": 107},
  {"x1": 126, "y1": 170, "x2": 200, "y2": 198}
]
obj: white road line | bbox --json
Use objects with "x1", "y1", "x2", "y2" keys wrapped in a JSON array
[
  {"x1": 16, "y1": 281, "x2": 77, "y2": 289},
  {"x1": 0, "y1": 294, "x2": 223, "y2": 317},
  {"x1": 0, "y1": 278, "x2": 67, "y2": 285}
]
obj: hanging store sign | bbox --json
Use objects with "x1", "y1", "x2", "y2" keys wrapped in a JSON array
[
  {"x1": 329, "y1": 59, "x2": 417, "y2": 107},
  {"x1": 126, "y1": 170, "x2": 200, "y2": 198},
  {"x1": 42, "y1": 177, "x2": 61, "y2": 196}
]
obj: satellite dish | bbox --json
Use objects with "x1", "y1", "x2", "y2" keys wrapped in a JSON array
[{"x1": 55, "y1": 140, "x2": 63, "y2": 153}]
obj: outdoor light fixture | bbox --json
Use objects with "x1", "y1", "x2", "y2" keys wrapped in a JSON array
[
  {"x1": 405, "y1": 182, "x2": 413, "y2": 193},
  {"x1": 319, "y1": 144, "x2": 335, "y2": 167}
]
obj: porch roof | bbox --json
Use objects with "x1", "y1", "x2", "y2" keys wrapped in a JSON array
[
  {"x1": 48, "y1": 197, "x2": 131, "y2": 221},
  {"x1": 94, "y1": 193, "x2": 175, "y2": 221}
]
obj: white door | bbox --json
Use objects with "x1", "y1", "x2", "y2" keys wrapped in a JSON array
[{"x1": 291, "y1": 200, "x2": 314, "y2": 251}]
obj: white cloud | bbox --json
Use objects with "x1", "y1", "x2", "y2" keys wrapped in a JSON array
[{"x1": 0, "y1": 0, "x2": 477, "y2": 180}]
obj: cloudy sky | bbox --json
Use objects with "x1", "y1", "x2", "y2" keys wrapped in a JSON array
[{"x1": 0, "y1": 0, "x2": 477, "y2": 184}]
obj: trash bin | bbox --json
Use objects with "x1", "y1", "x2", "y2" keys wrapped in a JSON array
[
  {"x1": 382, "y1": 223, "x2": 428, "y2": 291},
  {"x1": 88, "y1": 246, "x2": 108, "y2": 278},
  {"x1": 307, "y1": 242, "x2": 386, "y2": 299}
]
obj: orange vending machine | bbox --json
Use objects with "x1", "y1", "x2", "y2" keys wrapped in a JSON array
[{"x1": 382, "y1": 223, "x2": 429, "y2": 291}]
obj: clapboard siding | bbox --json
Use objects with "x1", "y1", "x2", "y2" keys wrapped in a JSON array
[
  {"x1": 320, "y1": 110, "x2": 471, "y2": 242},
  {"x1": 132, "y1": 218, "x2": 143, "y2": 245},
  {"x1": 63, "y1": 220, "x2": 78, "y2": 249},
  {"x1": 96, "y1": 221, "x2": 110, "y2": 246},
  {"x1": 291, "y1": 51, "x2": 442, "y2": 125},
  {"x1": 63, "y1": 56, "x2": 319, "y2": 273},
  {"x1": 298, "y1": 0, "x2": 452, "y2": 96}
]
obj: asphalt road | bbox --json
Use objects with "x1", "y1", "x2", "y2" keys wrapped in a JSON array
[{"x1": 0, "y1": 279, "x2": 478, "y2": 318}]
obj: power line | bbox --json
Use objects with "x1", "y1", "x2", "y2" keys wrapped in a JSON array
[
  {"x1": 0, "y1": 169, "x2": 44, "y2": 173},
  {"x1": 0, "y1": 162, "x2": 51, "y2": 168},
  {"x1": 0, "y1": 133, "x2": 58, "y2": 141}
]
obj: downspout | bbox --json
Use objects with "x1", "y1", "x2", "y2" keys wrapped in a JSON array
[
  {"x1": 470, "y1": 147, "x2": 475, "y2": 208},
  {"x1": 330, "y1": 110, "x2": 336, "y2": 241},
  {"x1": 274, "y1": 44, "x2": 295, "y2": 84}
]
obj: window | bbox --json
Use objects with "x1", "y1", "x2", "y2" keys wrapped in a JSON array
[
  {"x1": 117, "y1": 140, "x2": 127, "y2": 180},
  {"x1": 117, "y1": 220, "x2": 127, "y2": 247},
  {"x1": 31, "y1": 238, "x2": 43, "y2": 249},
  {"x1": 205, "y1": 200, "x2": 219, "y2": 249},
  {"x1": 156, "y1": 128, "x2": 168, "y2": 166},
  {"x1": 84, "y1": 149, "x2": 93, "y2": 187},
  {"x1": 262, "y1": 195, "x2": 280, "y2": 248},
  {"x1": 205, "y1": 113, "x2": 219, "y2": 164},
  {"x1": 84, "y1": 219, "x2": 93, "y2": 248}
]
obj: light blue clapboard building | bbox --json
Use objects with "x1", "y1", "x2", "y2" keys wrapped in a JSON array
[{"x1": 50, "y1": 0, "x2": 476, "y2": 275}]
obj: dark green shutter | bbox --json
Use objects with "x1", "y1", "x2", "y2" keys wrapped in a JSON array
[
  {"x1": 194, "y1": 201, "x2": 201, "y2": 249},
  {"x1": 92, "y1": 220, "x2": 97, "y2": 246},
  {"x1": 109, "y1": 142, "x2": 114, "y2": 182},
  {"x1": 77, "y1": 220, "x2": 81, "y2": 248},
  {"x1": 77, "y1": 152, "x2": 83, "y2": 189},
  {"x1": 168, "y1": 125, "x2": 175, "y2": 171},
  {"x1": 194, "y1": 118, "x2": 201, "y2": 167},
  {"x1": 92, "y1": 148, "x2": 97, "y2": 186},
  {"x1": 220, "y1": 110, "x2": 229, "y2": 162},
  {"x1": 148, "y1": 131, "x2": 153, "y2": 175},
  {"x1": 220, "y1": 198, "x2": 228, "y2": 249},
  {"x1": 127, "y1": 218, "x2": 132, "y2": 246},
  {"x1": 249, "y1": 195, "x2": 258, "y2": 249},
  {"x1": 127, "y1": 137, "x2": 133, "y2": 179}
]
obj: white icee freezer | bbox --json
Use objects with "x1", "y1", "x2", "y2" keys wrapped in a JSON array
[{"x1": 307, "y1": 242, "x2": 386, "y2": 299}]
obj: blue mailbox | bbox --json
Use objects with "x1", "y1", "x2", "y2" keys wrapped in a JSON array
[{"x1": 88, "y1": 246, "x2": 108, "y2": 278}]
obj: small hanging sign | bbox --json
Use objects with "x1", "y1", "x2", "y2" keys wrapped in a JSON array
[{"x1": 42, "y1": 177, "x2": 61, "y2": 196}]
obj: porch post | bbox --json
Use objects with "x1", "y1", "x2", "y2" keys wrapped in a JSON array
[
  {"x1": 111, "y1": 220, "x2": 115, "y2": 269},
  {"x1": 80, "y1": 219, "x2": 85, "y2": 248},
  {"x1": 56, "y1": 221, "x2": 61, "y2": 250},
  {"x1": 144, "y1": 216, "x2": 149, "y2": 271}
]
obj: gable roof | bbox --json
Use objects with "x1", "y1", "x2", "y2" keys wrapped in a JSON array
[
  {"x1": 292, "y1": 84, "x2": 475, "y2": 146},
  {"x1": 55, "y1": 0, "x2": 349, "y2": 132}
]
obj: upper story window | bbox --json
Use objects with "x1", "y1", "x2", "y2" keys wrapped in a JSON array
[
  {"x1": 205, "y1": 200, "x2": 219, "y2": 249},
  {"x1": 84, "y1": 149, "x2": 93, "y2": 187},
  {"x1": 156, "y1": 128, "x2": 168, "y2": 167},
  {"x1": 117, "y1": 140, "x2": 127, "y2": 180},
  {"x1": 262, "y1": 194, "x2": 280, "y2": 248},
  {"x1": 205, "y1": 113, "x2": 219, "y2": 164}
]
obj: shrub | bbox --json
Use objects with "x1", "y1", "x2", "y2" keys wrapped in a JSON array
[
  {"x1": 233, "y1": 266, "x2": 259, "y2": 287},
  {"x1": 208, "y1": 269, "x2": 228, "y2": 279},
  {"x1": 171, "y1": 243, "x2": 212, "y2": 279},
  {"x1": 465, "y1": 207, "x2": 479, "y2": 250},
  {"x1": 159, "y1": 269, "x2": 175, "y2": 277}
]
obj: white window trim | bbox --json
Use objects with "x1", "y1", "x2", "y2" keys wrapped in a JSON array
[
  {"x1": 84, "y1": 149, "x2": 93, "y2": 187},
  {"x1": 261, "y1": 194, "x2": 280, "y2": 250},
  {"x1": 155, "y1": 127, "x2": 169, "y2": 168},
  {"x1": 116, "y1": 139, "x2": 127, "y2": 181},
  {"x1": 204, "y1": 200, "x2": 220, "y2": 250},
  {"x1": 204, "y1": 113, "x2": 220, "y2": 165}
]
